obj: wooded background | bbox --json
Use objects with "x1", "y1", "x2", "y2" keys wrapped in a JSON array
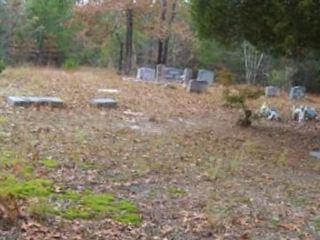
[{"x1": 1, "y1": 0, "x2": 320, "y2": 92}]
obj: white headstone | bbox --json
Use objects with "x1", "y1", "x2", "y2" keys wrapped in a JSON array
[
  {"x1": 137, "y1": 68, "x2": 156, "y2": 81},
  {"x1": 197, "y1": 70, "x2": 214, "y2": 85},
  {"x1": 182, "y1": 68, "x2": 193, "y2": 87}
]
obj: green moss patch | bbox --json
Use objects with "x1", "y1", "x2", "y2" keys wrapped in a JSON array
[
  {"x1": 52, "y1": 191, "x2": 141, "y2": 225},
  {"x1": 41, "y1": 159, "x2": 60, "y2": 169},
  {"x1": 0, "y1": 176, "x2": 53, "y2": 198}
]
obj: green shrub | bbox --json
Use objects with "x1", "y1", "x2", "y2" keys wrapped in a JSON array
[
  {"x1": 63, "y1": 58, "x2": 79, "y2": 70},
  {"x1": 222, "y1": 86, "x2": 263, "y2": 127},
  {"x1": 0, "y1": 59, "x2": 6, "y2": 74},
  {"x1": 222, "y1": 89, "x2": 245, "y2": 108}
]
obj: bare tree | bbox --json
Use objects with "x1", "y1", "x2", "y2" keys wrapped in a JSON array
[{"x1": 243, "y1": 41, "x2": 264, "y2": 85}]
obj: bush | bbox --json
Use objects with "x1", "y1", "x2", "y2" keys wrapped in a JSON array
[
  {"x1": 63, "y1": 58, "x2": 79, "y2": 70},
  {"x1": 222, "y1": 89, "x2": 245, "y2": 108},
  {"x1": 222, "y1": 86, "x2": 263, "y2": 127},
  {"x1": 239, "y1": 86, "x2": 264, "y2": 99},
  {"x1": 0, "y1": 59, "x2": 6, "y2": 74},
  {"x1": 217, "y1": 67, "x2": 235, "y2": 86}
]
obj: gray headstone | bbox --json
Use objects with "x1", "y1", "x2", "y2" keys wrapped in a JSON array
[
  {"x1": 7, "y1": 96, "x2": 64, "y2": 107},
  {"x1": 136, "y1": 67, "x2": 155, "y2": 81},
  {"x1": 290, "y1": 86, "x2": 306, "y2": 100},
  {"x1": 310, "y1": 149, "x2": 320, "y2": 159},
  {"x1": 91, "y1": 98, "x2": 118, "y2": 108},
  {"x1": 187, "y1": 80, "x2": 209, "y2": 93},
  {"x1": 265, "y1": 86, "x2": 279, "y2": 97},
  {"x1": 182, "y1": 68, "x2": 193, "y2": 87},
  {"x1": 156, "y1": 64, "x2": 165, "y2": 81},
  {"x1": 164, "y1": 67, "x2": 184, "y2": 81},
  {"x1": 197, "y1": 69, "x2": 214, "y2": 85}
]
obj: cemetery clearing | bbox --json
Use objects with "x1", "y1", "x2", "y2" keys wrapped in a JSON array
[{"x1": 0, "y1": 67, "x2": 319, "y2": 239}]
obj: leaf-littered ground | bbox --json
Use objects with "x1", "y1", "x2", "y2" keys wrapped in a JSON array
[{"x1": 0, "y1": 67, "x2": 319, "y2": 240}]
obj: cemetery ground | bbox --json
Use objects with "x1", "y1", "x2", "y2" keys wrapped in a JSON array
[{"x1": 0, "y1": 67, "x2": 319, "y2": 240}]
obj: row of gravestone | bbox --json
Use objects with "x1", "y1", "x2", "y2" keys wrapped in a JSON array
[
  {"x1": 137, "y1": 66, "x2": 215, "y2": 93},
  {"x1": 265, "y1": 86, "x2": 306, "y2": 100},
  {"x1": 6, "y1": 96, "x2": 118, "y2": 108}
]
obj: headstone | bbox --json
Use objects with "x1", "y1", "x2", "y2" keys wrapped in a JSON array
[
  {"x1": 182, "y1": 68, "x2": 193, "y2": 87},
  {"x1": 197, "y1": 69, "x2": 215, "y2": 85},
  {"x1": 136, "y1": 67, "x2": 156, "y2": 81},
  {"x1": 7, "y1": 96, "x2": 64, "y2": 107},
  {"x1": 290, "y1": 86, "x2": 306, "y2": 100},
  {"x1": 310, "y1": 149, "x2": 320, "y2": 159},
  {"x1": 91, "y1": 98, "x2": 118, "y2": 108},
  {"x1": 187, "y1": 80, "x2": 209, "y2": 93},
  {"x1": 164, "y1": 67, "x2": 184, "y2": 81},
  {"x1": 265, "y1": 86, "x2": 279, "y2": 97},
  {"x1": 156, "y1": 64, "x2": 165, "y2": 81}
]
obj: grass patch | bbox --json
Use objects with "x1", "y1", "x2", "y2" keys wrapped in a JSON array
[
  {"x1": 0, "y1": 176, "x2": 53, "y2": 198},
  {"x1": 28, "y1": 190, "x2": 141, "y2": 225},
  {"x1": 167, "y1": 187, "x2": 187, "y2": 199},
  {"x1": 41, "y1": 159, "x2": 60, "y2": 169}
]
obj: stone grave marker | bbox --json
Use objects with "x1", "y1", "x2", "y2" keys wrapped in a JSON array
[
  {"x1": 91, "y1": 98, "x2": 118, "y2": 108},
  {"x1": 265, "y1": 86, "x2": 279, "y2": 97},
  {"x1": 164, "y1": 67, "x2": 184, "y2": 81},
  {"x1": 156, "y1": 65, "x2": 184, "y2": 81},
  {"x1": 290, "y1": 86, "x2": 306, "y2": 100},
  {"x1": 187, "y1": 80, "x2": 209, "y2": 93},
  {"x1": 310, "y1": 149, "x2": 320, "y2": 159},
  {"x1": 7, "y1": 96, "x2": 64, "y2": 107},
  {"x1": 182, "y1": 68, "x2": 193, "y2": 87},
  {"x1": 136, "y1": 67, "x2": 156, "y2": 81},
  {"x1": 197, "y1": 69, "x2": 214, "y2": 85},
  {"x1": 98, "y1": 89, "x2": 120, "y2": 94}
]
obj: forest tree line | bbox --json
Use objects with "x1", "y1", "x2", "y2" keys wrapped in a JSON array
[{"x1": 1, "y1": 0, "x2": 320, "y2": 92}]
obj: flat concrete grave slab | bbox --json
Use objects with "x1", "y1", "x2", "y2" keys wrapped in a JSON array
[
  {"x1": 91, "y1": 98, "x2": 118, "y2": 108},
  {"x1": 310, "y1": 149, "x2": 320, "y2": 159},
  {"x1": 98, "y1": 89, "x2": 120, "y2": 94},
  {"x1": 7, "y1": 96, "x2": 64, "y2": 107}
]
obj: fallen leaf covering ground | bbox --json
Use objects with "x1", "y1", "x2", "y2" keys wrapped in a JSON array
[{"x1": 0, "y1": 66, "x2": 319, "y2": 239}]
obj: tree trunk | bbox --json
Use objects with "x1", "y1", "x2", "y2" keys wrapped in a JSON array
[
  {"x1": 124, "y1": 8, "x2": 133, "y2": 75},
  {"x1": 115, "y1": 33, "x2": 123, "y2": 73},
  {"x1": 157, "y1": 0, "x2": 167, "y2": 64},
  {"x1": 162, "y1": 0, "x2": 177, "y2": 65}
]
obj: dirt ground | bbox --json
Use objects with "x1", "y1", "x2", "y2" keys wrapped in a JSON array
[{"x1": 0, "y1": 67, "x2": 319, "y2": 240}]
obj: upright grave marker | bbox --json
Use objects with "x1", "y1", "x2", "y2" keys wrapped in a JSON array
[
  {"x1": 265, "y1": 86, "x2": 279, "y2": 97},
  {"x1": 290, "y1": 86, "x2": 306, "y2": 100},
  {"x1": 182, "y1": 68, "x2": 193, "y2": 87},
  {"x1": 136, "y1": 67, "x2": 156, "y2": 81},
  {"x1": 197, "y1": 70, "x2": 214, "y2": 85},
  {"x1": 187, "y1": 80, "x2": 208, "y2": 93},
  {"x1": 156, "y1": 65, "x2": 184, "y2": 81}
]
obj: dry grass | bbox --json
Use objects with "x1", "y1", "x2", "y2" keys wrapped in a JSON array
[{"x1": 0, "y1": 66, "x2": 319, "y2": 239}]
